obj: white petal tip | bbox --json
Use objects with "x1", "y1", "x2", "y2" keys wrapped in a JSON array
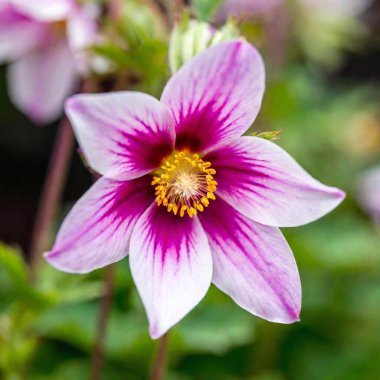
[
  {"x1": 43, "y1": 250, "x2": 68, "y2": 272},
  {"x1": 149, "y1": 324, "x2": 168, "y2": 340},
  {"x1": 258, "y1": 306, "x2": 301, "y2": 324},
  {"x1": 325, "y1": 187, "x2": 346, "y2": 212},
  {"x1": 289, "y1": 308, "x2": 301, "y2": 323},
  {"x1": 290, "y1": 313, "x2": 301, "y2": 324},
  {"x1": 333, "y1": 188, "x2": 346, "y2": 201},
  {"x1": 43, "y1": 250, "x2": 92, "y2": 274},
  {"x1": 277, "y1": 313, "x2": 301, "y2": 324}
]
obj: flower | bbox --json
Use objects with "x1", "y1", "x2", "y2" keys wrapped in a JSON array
[
  {"x1": 0, "y1": 0, "x2": 98, "y2": 124},
  {"x1": 357, "y1": 167, "x2": 380, "y2": 224},
  {"x1": 44, "y1": 40, "x2": 345, "y2": 339}
]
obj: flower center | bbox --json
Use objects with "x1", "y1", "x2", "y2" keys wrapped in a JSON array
[{"x1": 152, "y1": 151, "x2": 217, "y2": 217}]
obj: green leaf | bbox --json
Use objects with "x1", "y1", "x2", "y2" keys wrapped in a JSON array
[
  {"x1": 177, "y1": 303, "x2": 256, "y2": 354},
  {"x1": 251, "y1": 130, "x2": 282, "y2": 141},
  {"x1": 33, "y1": 302, "x2": 148, "y2": 358},
  {"x1": 0, "y1": 243, "x2": 28, "y2": 284},
  {"x1": 0, "y1": 244, "x2": 35, "y2": 310}
]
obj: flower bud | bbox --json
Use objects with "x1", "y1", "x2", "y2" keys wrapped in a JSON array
[{"x1": 169, "y1": 17, "x2": 239, "y2": 74}]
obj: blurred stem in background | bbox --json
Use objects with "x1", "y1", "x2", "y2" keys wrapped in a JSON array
[
  {"x1": 151, "y1": 333, "x2": 170, "y2": 380},
  {"x1": 28, "y1": 79, "x2": 97, "y2": 281},
  {"x1": 264, "y1": 1, "x2": 290, "y2": 73},
  {"x1": 108, "y1": 0, "x2": 123, "y2": 20},
  {"x1": 90, "y1": 264, "x2": 116, "y2": 380},
  {"x1": 28, "y1": 118, "x2": 74, "y2": 281},
  {"x1": 166, "y1": 0, "x2": 185, "y2": 25},
  {"x1": 25, "y1": 71, "x2": 116, "y2": 379}
]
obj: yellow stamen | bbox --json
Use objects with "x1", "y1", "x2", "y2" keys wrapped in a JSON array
[{"x1": 152, "y1": 151, "x2": 217, "y2": 217}]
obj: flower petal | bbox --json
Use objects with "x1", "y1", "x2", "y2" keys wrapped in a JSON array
[
  {"x1": 7, "y1": 37, "x2": 78, "y2": 124},
  {"x1": 11, "y1": 0, "x2": 75, "y2": 21},
  {"x1": 44, "y1": 176, "x2": 152, "y2": 274},
  {"x1": 208, "y1": 136, "x2": 345, "y2": 227},
  {"x1": 66, "y1": 2, "x2": 99, "y2": 74},
  {"x1": 0, "y1": 5, "x2": 46, "y2": 63},
  {"x1": 129, "y1": 204, "x2": 212, "y2": 339},
  {"x1": 65, "y1": 92, "x2": 175, "y2": 180},
  {"x1": 199, "y1": 198, "x2": 301, "y2": 323},
  {"x1": 161, "y1": 39, "x2": 265, "y2": 153}
]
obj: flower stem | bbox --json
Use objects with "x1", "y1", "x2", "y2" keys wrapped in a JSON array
[
  {"x1": 90, "y1": 264, "x2": 116, "y2": 380},
  {"x1": 108, "y1": 0, "x2": 123, "y2": 20},
  {"x1": 165, "y1": 0, "x2": 184, "y2": 25},
  {"x1": 264, "y1": 2, "x2": 290, "y2": 73},
  {"x1": 151, "y1": 333, "x2": 170, "y2": 380},
  {"x1": 29, "y1": 117, "x2": 74, "y2": 280}
]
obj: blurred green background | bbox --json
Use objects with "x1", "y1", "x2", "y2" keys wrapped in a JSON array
[{"x1": 1, "y1": 0, "x2": 380, "y2": 379}]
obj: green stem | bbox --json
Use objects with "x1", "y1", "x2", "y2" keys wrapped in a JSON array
[{"x1": 151, "y1": 333, "x2": 170, "y2": 380}]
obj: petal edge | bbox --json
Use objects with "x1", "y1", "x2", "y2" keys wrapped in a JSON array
[
  {"x1": 200, "y1": 198, "x2": 301, "y2": 323},
  {"x1": 44, "y1": 177, "x2": 152, "y2": 273},
  {"x1": 208, "y1": 136, "x2": 345, "y2": 227}
]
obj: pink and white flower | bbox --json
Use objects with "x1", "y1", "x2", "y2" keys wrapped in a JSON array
[
  {"x1": 0, "y1": 0, "x2": 98, "y2": 124},
  {"x1": 45, "y1": 40, "x2": 345, "y2": 339}
]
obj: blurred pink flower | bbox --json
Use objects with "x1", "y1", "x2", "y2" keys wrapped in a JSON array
[
  {"x1": 0, "y1": 0, "x2": 98, "y2": 124},
  {"x1": 358, "y1": 167, "x2": 380, "y2": 224},
  {"x1": 214, "y1": 0, "x2": 282, "y2": 23},
  {"x1": 44, "y1": 40, "x2": 345, "y2": 338}
]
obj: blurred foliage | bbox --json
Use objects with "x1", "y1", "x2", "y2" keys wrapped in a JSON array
[
  {"x1": 292, "y1": 0, "x2": 372, "y2": 69},
  {"x1": 192, "y1": 0, "x2": 223, "y2": 22},
  {"x1": 91, "y1": 0, "x2": 169, "y2": 96},
  {"x1": 1, "y1": 0, "x2": 380, "y2": 379}
]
